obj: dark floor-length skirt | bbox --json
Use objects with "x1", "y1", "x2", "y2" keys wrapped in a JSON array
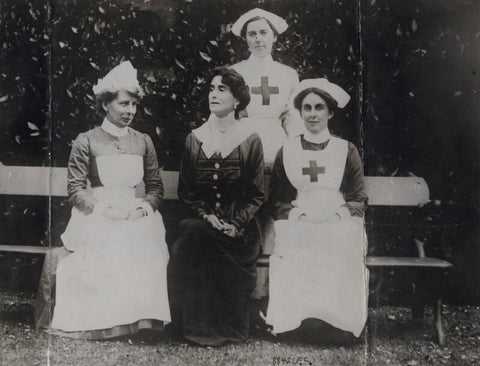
[{"x1": 168, "y1": 218, "x2": 258, "y2": 346}]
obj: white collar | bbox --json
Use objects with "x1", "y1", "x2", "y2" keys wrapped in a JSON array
[
  {"x1": 101, "y1": 117, "x2": 129, "y2": 137},
  {"x1": 193, "y1": 114, "x2": 254, "y2": 159},
  {"x1": 247, "y1": 54, "x2": 274, "y2": 67},
  {"x1": 303, "y1": 128, "x2": 331, "y2": 144}
]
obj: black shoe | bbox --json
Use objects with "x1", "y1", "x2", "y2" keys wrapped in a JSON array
[{"x1": 250, "y1": 308, "x2": 274, "y2": 337}]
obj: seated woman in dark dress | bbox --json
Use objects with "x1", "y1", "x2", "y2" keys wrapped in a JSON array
[{"x1": 168, "y1": 68, "x2": 265, "y2": 346}]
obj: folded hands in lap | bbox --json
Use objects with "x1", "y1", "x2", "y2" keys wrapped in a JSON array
[
  {"x1": 205, "y1": 214, "x2": 238, "y2": 238},
  {"x1": 103, "y1": 206, "x2": 145, "y2": 221},
  {"x1": 292, "y1": 200, "x2": 341, "y2": 224}
]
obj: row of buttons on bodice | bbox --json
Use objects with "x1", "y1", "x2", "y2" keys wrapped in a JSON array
[
  {"x1": 196, "y1": 150, "x2": 241, "y2": 216},
  {"x1": 113, "y1": 139, "x2": 128, "y2": 154},
  {"x1": 212, "y1": 162, "x2": 222, "y2": 210}
]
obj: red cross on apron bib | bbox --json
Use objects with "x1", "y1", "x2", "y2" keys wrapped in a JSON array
[
  {"x1": 250, "y1": 76, "x2": 279, "y2": 105},
  {"x1": 283, "y1": 135, "x2": 348, "y2": 195}
]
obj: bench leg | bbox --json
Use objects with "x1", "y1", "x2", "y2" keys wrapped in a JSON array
[
  {"x1": 434, "y1": 298, "x2": 446, "y2": 346},
  {"x1": 411, "y1": 267, "x2": 448, "y2": 346},
  {"x1": 431, "y1": 267, "x2": 448, "y2": 346},
  {"x1": 412, "y1": 241, "x2": 426, "y2": 320},
  {"x1": 412, "y1": 269, "x2": 425, "y2": 320}
]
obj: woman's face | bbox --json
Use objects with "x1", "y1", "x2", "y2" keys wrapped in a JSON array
[
  {"x1": 209, "y1": 75, "x2": 238, "y2": 118},
  {"x1": 300, "y1": 92, "x2": 334, "y2": 134},
  {"x1": 245, "y1": 19, "x2": 277, "y2": 57},
  {"x1": 103, "y1": 89, "x2": 138, "y2": 128}
]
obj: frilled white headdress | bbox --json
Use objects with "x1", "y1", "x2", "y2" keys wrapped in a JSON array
[
  {"x1": 231, "y1": 8, "x2": 288, "y2": 37},
  {"x1": 292, "y1": 78, "x2": 351, "y2": 108},
  {"x1": 92, "y1": 61, "x2": 144, "y2": 97}
]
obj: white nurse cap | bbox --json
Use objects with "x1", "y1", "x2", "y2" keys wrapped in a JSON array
[
  {"x1": 92, "y1": 61, "x2": 144, "y2": 97},
  {"x1": 293, "y1": 78, "x2": 351, "y2": 109},
  {"x1": 231, "y1": 8, "x2": 288, "y2": 37}
]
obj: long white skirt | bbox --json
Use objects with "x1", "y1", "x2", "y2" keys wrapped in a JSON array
[
  {"x1": 267, "y1": 218, "x2": 368, "y2": 336},
  {"x1": 51, "y1": 207, "x2": 171, "y2": 332}
]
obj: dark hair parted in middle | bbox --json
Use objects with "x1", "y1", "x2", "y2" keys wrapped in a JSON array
[
  {"x1": 210, "y1": 67, "x2": 250, "y2": 119},
  {"x1": 240, "y1": 16, "x2": 279, "y2": 39},
  {"x1": 293, "y1": 87, "x2": 338, "y2": 114}
]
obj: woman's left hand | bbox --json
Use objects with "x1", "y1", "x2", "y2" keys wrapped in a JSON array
[
  {"x1": 301, "y1": 212, "x2": 341, "y2": 224},
  {"x1": 221, "y1": 222, "x2": 238, "y2": 238},
  {"x1": 127, "y1": 208, "x2": 145, "y2": 221},
  {"x1": 315, "y1": 213, "x2": 341, "y2": 224},
  {"x1": 104, "y1": 207, "x2": 129, "y2": 220}
]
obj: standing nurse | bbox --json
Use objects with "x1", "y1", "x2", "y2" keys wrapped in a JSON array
[
  {"x1": 230, "y1": 8, "x2": 299, "y2": 325},
  {"x1": 231, "y1": 8, "x2": 299, "y2": 163}
]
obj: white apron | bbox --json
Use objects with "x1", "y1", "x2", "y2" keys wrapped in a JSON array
[
  {"x1": 51, "y1": 154, "x2": 171, "y2": 332},
  {"x1": 266, "y1": 136, "x2": 368, "y2": 336},
  {"x1": 232, "y1": 55, "x2": 298, "y2": 164}
]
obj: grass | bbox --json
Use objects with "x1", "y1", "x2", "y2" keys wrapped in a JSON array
[{"x1": 1, "y1": 290, "x2": 479, "y2": 365}]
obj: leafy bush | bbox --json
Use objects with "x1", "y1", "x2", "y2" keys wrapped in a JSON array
[{"x1": 1, "y1": 0, "x2": 363, "y2": 168}]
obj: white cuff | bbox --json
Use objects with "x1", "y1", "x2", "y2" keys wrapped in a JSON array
[
  {"x1": 137, "y1": 202, "x2": 154, "y2": 216},
  {"x1": 92, "y1": 201, "x2": 108, "y2": 216},
  {"x1": 336, "y1": 206, "x2": 352, "y2": 220},
  {"x1": 288, "y1": 207, "x2": 306, "y2": 221}
]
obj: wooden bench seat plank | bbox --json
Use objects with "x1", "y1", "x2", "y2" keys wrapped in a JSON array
[
  {"x1": 366, "y1": 256, "x2": 452, "y2": 268},
  {"x1": 0, "y1": 245, "x2": 51, "y2": 254}
]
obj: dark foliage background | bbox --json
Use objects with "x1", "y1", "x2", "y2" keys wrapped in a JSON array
[{"x1": 0, "y1": 0, "x2": 479, "y2": 303}]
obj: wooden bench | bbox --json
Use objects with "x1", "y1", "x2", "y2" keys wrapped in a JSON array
[{"x1": 0, "y1": 163, "x2": 452, "y2": 344}]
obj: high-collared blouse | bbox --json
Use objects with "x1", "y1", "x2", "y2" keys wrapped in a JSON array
[{"x1": 67, "y1": 123, "x2": 162, "y2": 214}]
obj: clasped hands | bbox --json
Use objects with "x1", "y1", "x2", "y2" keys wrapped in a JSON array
[
  {"x1": 291, "y1": 200, "x2": 341, "y2": 224},
  {"x1": 204, "y1": 214, "x2": 238, "y2": 238},
  {"x1": 103, "y1": 206, "x2": 145, "y2": 221}
]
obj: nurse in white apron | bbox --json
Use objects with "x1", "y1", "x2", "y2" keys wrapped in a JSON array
[
  {"x1": 267, "y1": 78, "x2": 368, "y2": 337},
  {"x1": 38, "y1": 62, "x2": 171, "y2": 339},
  {"x1": 230, "y1": 8, "x2": 300, "y2": 326},
  {"x1": 231, "y1": 8, "x2": 300, "y2": 164}
]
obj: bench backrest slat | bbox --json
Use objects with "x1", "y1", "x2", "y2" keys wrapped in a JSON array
[
  {"x1": 0, "y1": 165, "x2": 68, "y2": 197},
  {"x1": 0, "y1": 165, "x2": 429, "y2": 206},
  {"x1": 364, "y1": 176, "x2": 429, "y2": 206}
]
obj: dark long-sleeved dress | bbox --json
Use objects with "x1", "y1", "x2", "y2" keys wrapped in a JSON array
[
  {"x1": 168, "y1": 121, "x2": 265, "y2": 346},
  {"x1": 266, "y1": 133, "x2": 368, "y2": 337}
]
